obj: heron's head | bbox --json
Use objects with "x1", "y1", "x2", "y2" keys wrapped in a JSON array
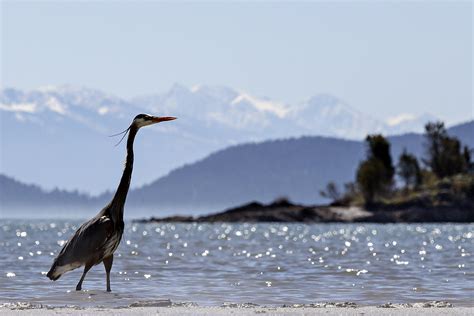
[
  {"x1": 132, "y1": 113, "x2": 177, "y2": 128},
  {"x1": 110, "y1": 114, "x2": 177, "y2": 146}
]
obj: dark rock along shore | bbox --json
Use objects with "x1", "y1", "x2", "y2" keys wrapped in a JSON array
[{"x1": 135, "y1": 199, "x2": 474, "y2": 224}]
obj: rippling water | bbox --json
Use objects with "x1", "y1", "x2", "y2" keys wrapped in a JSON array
[{"x1": 0, "y1": 220, "x2": 472, "y2": 307}]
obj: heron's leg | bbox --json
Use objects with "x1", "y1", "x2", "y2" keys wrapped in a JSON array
[
  {"x1": 103, "y1": 255, "x2": 114, "y2": 292},
  {"x1": 76, "y1": 263, "x2": 92, "y2": 291}
]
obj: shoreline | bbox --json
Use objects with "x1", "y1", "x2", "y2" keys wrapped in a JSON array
[
  {"x1": 1, "y1": 301, "x2": 472, "y2": 316},
  {"x1": 135, "y1": 199, "x2": 474, "y2": 224}
]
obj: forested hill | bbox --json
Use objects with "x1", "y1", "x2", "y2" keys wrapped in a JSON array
[{"x1": 0, "y1": 175, "x2": 108, "y2": 217}]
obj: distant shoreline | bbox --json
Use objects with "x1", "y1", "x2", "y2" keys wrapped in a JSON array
[{"x1": 135, "y1": 199, "x2": 474, "y2": 224}]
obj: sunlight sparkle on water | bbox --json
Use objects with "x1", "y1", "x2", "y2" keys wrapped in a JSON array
[{"x1": 0, "y1": 221, "x2": 472, "y2": 307}]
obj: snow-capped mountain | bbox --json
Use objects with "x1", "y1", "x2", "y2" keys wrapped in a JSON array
[
  {"x1": 287, "y1": 94, "x2": 387, "y2": 138},
  {"x1": 0, "y1": 84, "x2": 438, "y2": 193},
  {"x1": 385, "y1": 113, "x2": 439, "y2": 134},
  {"x1": 133, "y1": 84, "x2": 296, "y2": 144},
  {"x1": 1, "y1": 85, "x2": 140, "y2": 133}
]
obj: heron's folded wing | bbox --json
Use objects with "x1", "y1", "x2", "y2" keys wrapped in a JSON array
[{"x1": 58, "y1": 216, "x2": 114, "y2": 263}]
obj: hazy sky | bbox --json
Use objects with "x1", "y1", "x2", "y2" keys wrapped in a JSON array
[{"x1": 1, "y1": 1, "x2": 472, "y2": 124}]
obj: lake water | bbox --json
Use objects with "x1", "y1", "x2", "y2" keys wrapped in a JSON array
[{"x1": 0, "y1": 220, "x2": 472, "y2": 307}]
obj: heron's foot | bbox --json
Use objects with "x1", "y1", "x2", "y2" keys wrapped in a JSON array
[
  {"x1": 75, "y1": 285, "x2": 82, "y2": 291},
  {"x1": 106, "y1": 287, "x2": 111, "y2": 292}
]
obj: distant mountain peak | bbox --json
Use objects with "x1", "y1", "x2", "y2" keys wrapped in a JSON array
[
  {"x1": 231, "y1": 93, "x2": 289, "y2": 118},
  {"x1": 387, "y1": 113, "x2": 416, "y2": 126},
  {"x1": 187, "y1": 84, "x2": 239, "y2": 104},
  {"x1": 386, "y1": 112, "x2": 438, "y2": 133}
]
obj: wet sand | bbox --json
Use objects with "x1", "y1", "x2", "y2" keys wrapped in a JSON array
[
  {"x1": 1, "y1": 302, "x2": 472, "y2": 315},
  {"x1": 1, "y1": 306, "x2": 473, "y2": 315}
]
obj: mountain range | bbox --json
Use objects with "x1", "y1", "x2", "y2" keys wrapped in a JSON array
[
  {"x1": 1, "y1": 84, "x2": 440, "y2": 194},
  {"x1": 1, "y1": 119, "x2": 472, "y2": 219}
]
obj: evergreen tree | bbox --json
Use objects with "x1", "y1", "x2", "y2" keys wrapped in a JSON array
[
  {"x1": 356, "y1": 134, "x2": 394, "y2": 204},
  {"x1": 424, "y1": 121, "x2": 467, "y2": 177},
  {"x1": 366, "y1": 135, "x2": 395, "y2": 186},
  {"x1": 397, "y1": 149, "x2": 421, "y2": 190},
  {"x1": 356, "y1": 158, "x2": 386, "y2": 204}
]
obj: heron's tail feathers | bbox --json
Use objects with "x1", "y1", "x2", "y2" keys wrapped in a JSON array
[
  {"x1": 47, "y1": 262, "x2": 61, "y2": 281},
  {"x1": 47, "y1": 261, "x2": 81, "y2": 281}
]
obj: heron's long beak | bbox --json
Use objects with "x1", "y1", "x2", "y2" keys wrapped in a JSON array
[{"x1": 151, "y1": 116, "x2": 177, "y2": 123}]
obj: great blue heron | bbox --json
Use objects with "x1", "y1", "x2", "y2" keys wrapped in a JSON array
[{"x1": 46, "y1": 114, "x2": 176, "y2": 292}]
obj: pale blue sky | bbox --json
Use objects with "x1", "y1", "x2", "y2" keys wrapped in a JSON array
[{"x1": 1, "y1": 1, "x2": 472, "y2": 124}]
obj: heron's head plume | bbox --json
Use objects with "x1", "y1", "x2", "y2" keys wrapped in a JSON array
[{"x1": 110, "y1": 113, "x2": 177, "y2": 146}]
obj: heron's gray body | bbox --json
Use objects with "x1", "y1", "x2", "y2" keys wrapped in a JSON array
[
  {"x1": 46, "y1": 114, "x2": 175, "y2": 291},
  {"x1": 47, "y1": 211, "x2": 124, "y2": 281},
  {"x1": 47, "y1": 124, "x2": 137, "y2": 289}
]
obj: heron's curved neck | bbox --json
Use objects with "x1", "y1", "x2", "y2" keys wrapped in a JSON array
[{"x1": 110, "y1": 125, "x2": 138, "y2": 215}]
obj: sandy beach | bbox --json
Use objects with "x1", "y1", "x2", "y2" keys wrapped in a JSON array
[
  {"x1": 1, "y1": 302, "x2": 473, "y2": 315},
  {"x1": 1, "y1": 306, "x2": 473, "y2": 315}
]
